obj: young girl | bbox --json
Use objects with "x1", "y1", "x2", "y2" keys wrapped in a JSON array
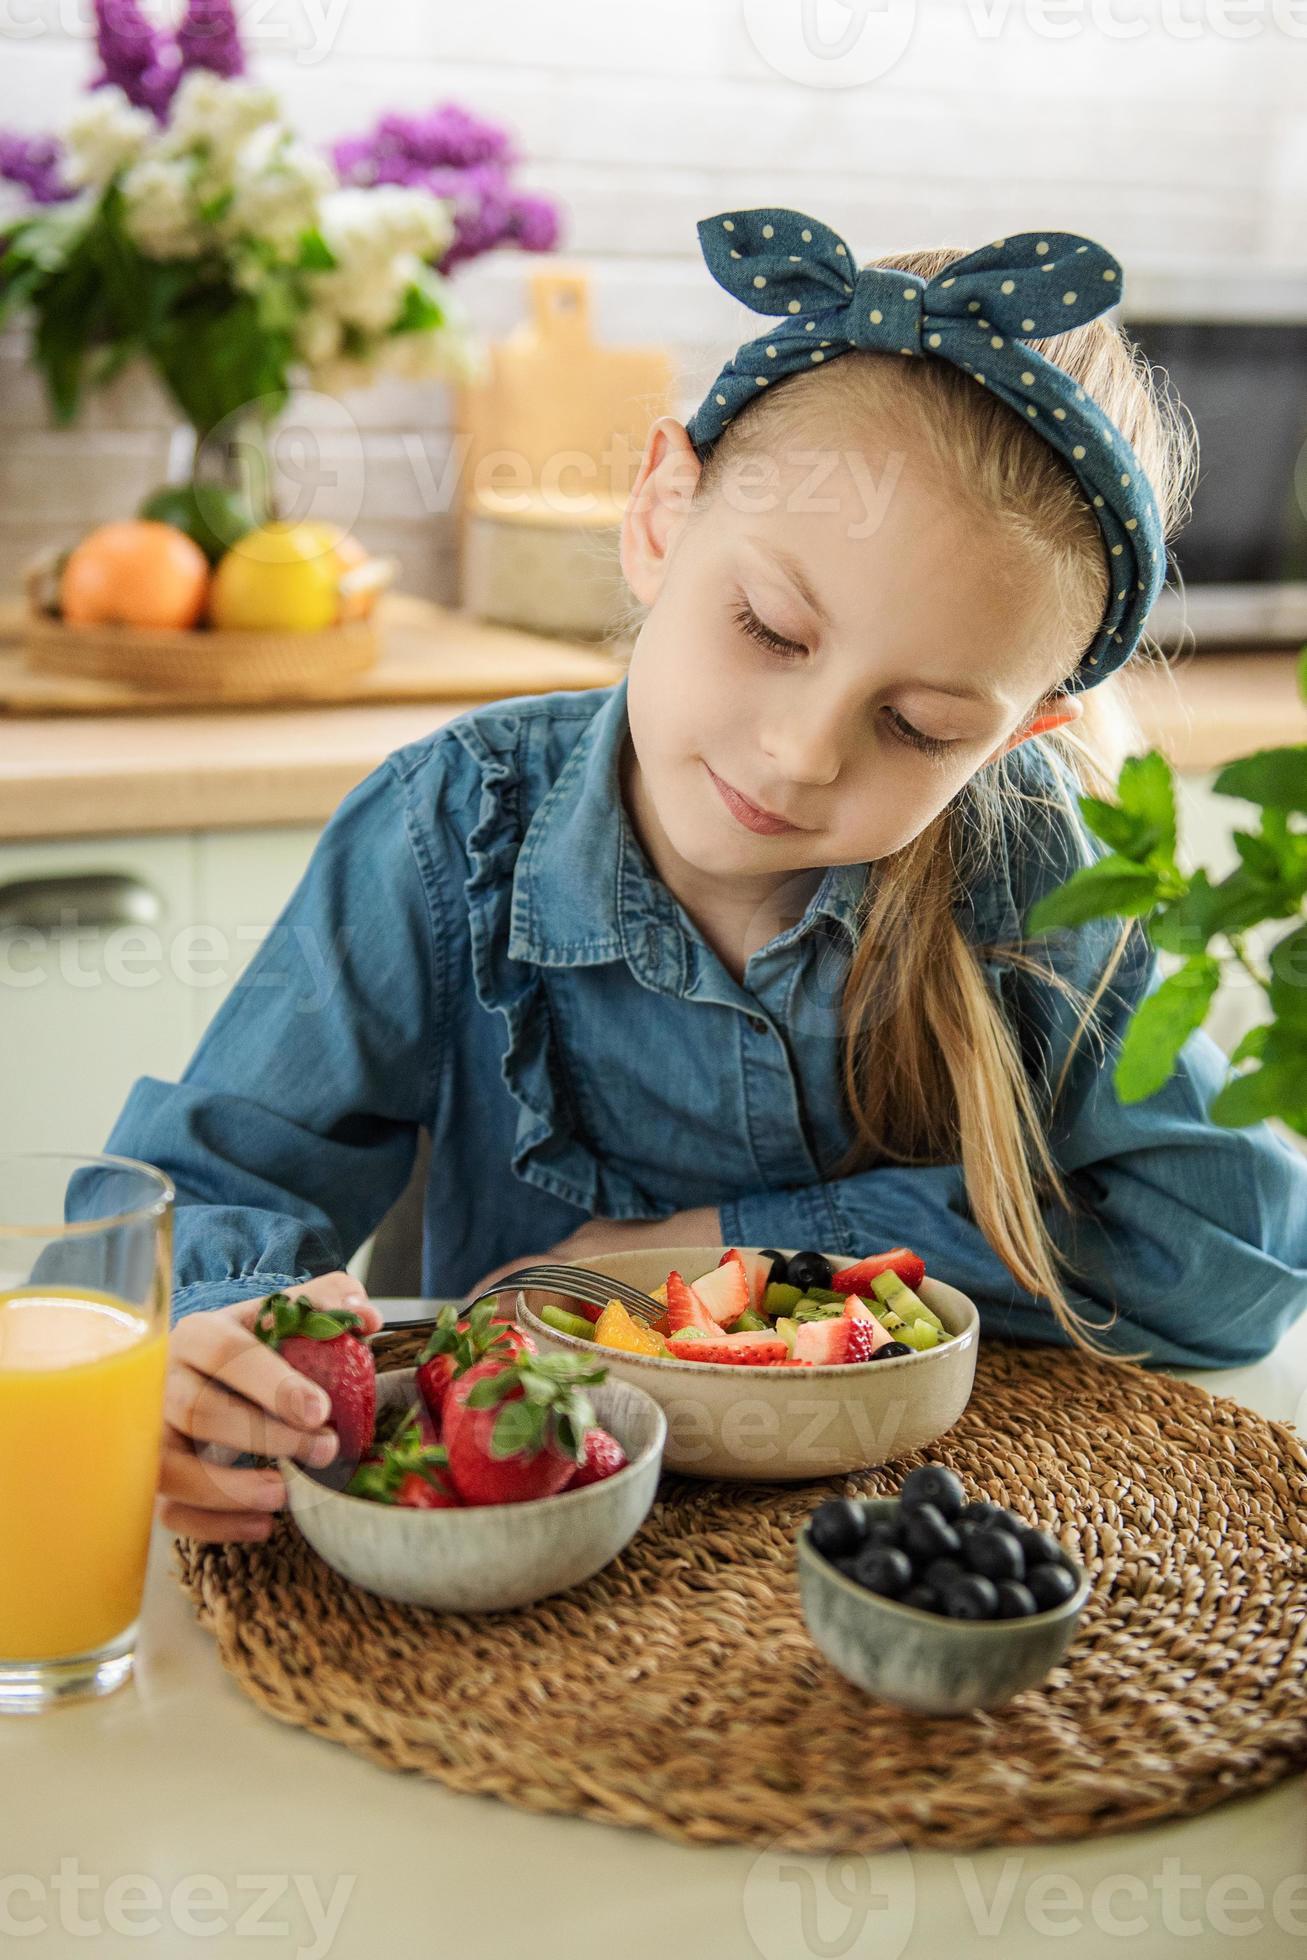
[{"x1": 106, "y1": 208, "x2": 1307, "y2": 1543}]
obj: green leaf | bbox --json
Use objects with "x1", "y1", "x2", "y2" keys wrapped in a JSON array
[
  {"x1": 390, "y1": 280, "x2": 445, "y2": 335},
  {"x1": 491, "y1": 1399, "x2": 544, "y2": 1458},
  {"x1": 1213, "y1": 746, "x2": 1307, "y2": 814},
  {"x1": 1268, "y1": 922, "x2": 1307, "y2": 1029},
  {"x1": 1229, "y1": 1022, "x2": 1271, "y2": 1066},
  {"x1": 465, "y1": 1371, "x2": 520, "y2": 1410},
  {"x1": 1026, "y1": 855, "x2": 1163, "y2": 934},
  {"x1": 297, "y1": 227, "x2": 336, "y2": 271},
  {"x1": 1209, "y1": 1057, "x2": 1307, "y2": 1129},
  {"x1": 1113, "y1": 955, "x2": 1222, "y2": 1102}
]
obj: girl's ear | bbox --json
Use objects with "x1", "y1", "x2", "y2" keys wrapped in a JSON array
[
  {"x1": 619, "y1": 417, "x2": 702, "y2": 605},
  {"x1": 990, "y1": 690, "x2": 1084, "y2": 762}
]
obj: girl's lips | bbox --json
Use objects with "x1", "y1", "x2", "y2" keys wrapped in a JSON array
[{"x1": 706, "y1": 764, "x2": 801, "y2": 835}]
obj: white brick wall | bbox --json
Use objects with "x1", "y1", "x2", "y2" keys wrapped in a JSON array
[{"x1": 2, "y1": 0, "x2": 1305, "y2": 599}]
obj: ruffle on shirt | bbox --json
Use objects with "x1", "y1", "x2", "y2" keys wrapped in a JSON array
[{"x1": 453, "y1": 708, "x2": 672, "y2": 1223}]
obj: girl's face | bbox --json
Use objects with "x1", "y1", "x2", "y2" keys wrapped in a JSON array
[{"x1": 621, "y1": 417, "x2": 1083, "y2": 893}]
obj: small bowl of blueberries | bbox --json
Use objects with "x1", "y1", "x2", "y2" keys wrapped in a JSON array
[{"x1": 797, "y1": 1462, "x2": 1091, "y2": 1714}]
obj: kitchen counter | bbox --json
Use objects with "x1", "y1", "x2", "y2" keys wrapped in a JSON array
[
  {"x1": 1, "y1": 1299, "x2": 1304, "y2": 1960},
  {"x1": 1, "y1": 645, "x2": 1303, "y2": 843}
]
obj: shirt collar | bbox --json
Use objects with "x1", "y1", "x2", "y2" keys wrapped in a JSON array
[{"x1": 508, "y1": 676, "x2": 869, "y2": 981}]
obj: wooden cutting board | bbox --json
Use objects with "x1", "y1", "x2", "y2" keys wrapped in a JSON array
[{"x1": 0, "y1": 593, "x2": 629, "y2": 718}]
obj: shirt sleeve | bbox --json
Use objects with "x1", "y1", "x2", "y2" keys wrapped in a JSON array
[
  {"x1": 721, "y1": 899, "x2": 1307, "y2": 1372},
  {"x1": 102, "y1": 753, "x2": 448, "y2": 1324}
]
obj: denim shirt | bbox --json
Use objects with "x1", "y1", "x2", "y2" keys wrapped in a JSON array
[{"x1": 103, "y1": 676, "x2": 1307, "y2": 1366}]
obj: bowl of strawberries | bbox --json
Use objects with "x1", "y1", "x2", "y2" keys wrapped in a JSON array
[
  {"x1": 516, "y1": 1245, "x2": 980, "y2": 1481},
  {"x1": 265, "y1": 1297, "x2": 666, "y2": 1613}
]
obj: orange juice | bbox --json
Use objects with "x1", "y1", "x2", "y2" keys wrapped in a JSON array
[{"x1": 0, "y1": 1288, "x2": 168, "y2": 1660}]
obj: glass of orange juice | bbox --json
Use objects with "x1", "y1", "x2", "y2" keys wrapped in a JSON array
[{"x1": 0, "y1": 1151, "x2": 173, "y2": 1713}]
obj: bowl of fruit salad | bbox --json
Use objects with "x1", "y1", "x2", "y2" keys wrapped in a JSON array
[
  {"x1": 515, "y1": 1245, "x2": 979, "y2": 1481},
  {"x1": 278, "y1": 1303, "x2": 666, "y2": 1613},
  {"x1": 797, "y1": 1465, "x2": 1091, "y2": 1713}
]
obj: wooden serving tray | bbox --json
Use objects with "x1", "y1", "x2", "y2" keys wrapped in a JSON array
[{"x1": 0, "y1": 593, "x2": 628, "y2": 718}]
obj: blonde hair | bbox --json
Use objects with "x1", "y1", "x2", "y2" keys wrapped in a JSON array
[{"x1": 620, "y1": 243, "x2": 1199, "y2": 1352}]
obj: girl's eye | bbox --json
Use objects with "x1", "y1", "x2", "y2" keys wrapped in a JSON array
[
  {"x1": 882, "y1": 706, "x2": 956, "y2": 759},
  {"x1": 734, "y1": 601, "x2": 956, "y2": 759},
  {"x1": 733, "y1": 601, "x2": 807, "y2": 661}
]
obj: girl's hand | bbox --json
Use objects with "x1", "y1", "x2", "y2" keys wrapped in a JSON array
[
  {"x1": 465, "y1": 1207, "x2": 722, "y2": 1305},
  {"x1": 157, "y1": 1270, "x2": 382, "y2": 1545}
]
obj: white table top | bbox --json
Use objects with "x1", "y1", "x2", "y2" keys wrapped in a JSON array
[{"x1": 2, "y1": 1305, "x2": 1306, "y2": 1960}]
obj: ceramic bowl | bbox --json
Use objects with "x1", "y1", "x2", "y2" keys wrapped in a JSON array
[
  {"x1": 797, "y1": 1500, "x2": 1092, "y2": 1713},
  {"x1": 516, "y1": 1246, "x2": 979, "y2": 1481},
  {"x1": 281, "y1": 1366, "x2": 666, "y2": 1613}
]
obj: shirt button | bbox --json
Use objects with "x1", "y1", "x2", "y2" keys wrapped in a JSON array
[{"x1": 747, "y1": 1015, "x2": 768, "y2": 1035}]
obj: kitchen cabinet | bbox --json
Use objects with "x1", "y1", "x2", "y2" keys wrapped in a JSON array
[{"x1": 0, "y1": 823, "x2": 320, "y2": 1156}]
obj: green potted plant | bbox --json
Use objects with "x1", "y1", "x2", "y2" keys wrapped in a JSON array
[{"x1": 1029, "y1": 649, "x2": 1307, "y2": 1138}]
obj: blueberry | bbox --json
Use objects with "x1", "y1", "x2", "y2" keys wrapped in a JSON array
[
  {"x1": 923, "y1": 1556, "x2": 967, "y2": 1594},
  {"x1": 809, "y1": 1499, "x2": 868, "y2": 1563},
  {"x1": 993, "y1": 1581, "x2": 1039, "y2": 1619},
  {"x1": 962, "y1": 1528, "x2": 1026, "y2": 1584},
  {"x1": 1016, "y1": 1527, "x2": 1065, "y2": 1569},
  {"x1": 940, "y1": 1574, "x2": 1000, "y2": 1620},
  {"x1": 786, "y1": 1250, "x2": 834, "y2": 1292},
  {"x1": 1026, "y1": 1561, "x2": 1079, "y2": 1611},
  {"x1": 863, "y1": 1516, "x2": 904, "y2": 1551},
  {"x1": 901, "y1": 1584, "x2": 941, "y2": 1614},
  {"x1": 899, "y1": 1464, "x2": 965, "y2": 1522},
  {"x1": 759, "y1": 1249, "x2": 789, "y2": 1289},
  {"x1": 874, "y1": 1341, "x2": 914, "y2": 1359},
  {"x1": 849, "y1": 1545, "x2": 913, "y2": 1598},
  {"x1": 957, "y1": 1500, "x2": 1007, "y2": 1530},
  {"x1": 901, "y1": 1503, "x2": 961, "y2": 1566}
]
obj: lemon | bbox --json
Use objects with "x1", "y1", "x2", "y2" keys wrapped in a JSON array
[{"x1": 209, "y1": 522, "x2": 341, "y2": 631}]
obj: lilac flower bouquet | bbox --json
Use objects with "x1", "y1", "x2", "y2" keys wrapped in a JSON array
[{"x1": 0, "y1": 0, "x2": 561, "y2": 439}]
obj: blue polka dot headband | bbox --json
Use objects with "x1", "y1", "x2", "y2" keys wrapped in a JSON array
[{"x1": 683, "y1": 206, "x2": 1168, "y2": 690}]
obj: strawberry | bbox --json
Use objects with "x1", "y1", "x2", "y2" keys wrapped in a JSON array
[
  {"x1": 666, "y1": 1329, "x2": 788, "y2": 1366},
  {"x1": 416, "y1": 1301, "x2": 532, "y2": 1429},
  {"x1": 567, "y1": 1427, "x2": 629, "y2": 1489},
  {"x1": 254, "y1": 1293, "x2": 376, "y2": 1461},
  {"x1": 665, "y1": 1270, "x2": 719, "y2": 1336},
  {"x1": 832, "y1": 1248, "x2": 926, "y2": 1295},
  {"x1": 791, "y1": 1315, "x2": 889, "y2": 1365},
  {"x1": 690, "y1": 1258, "x2": 751, "y2": 1326},
  {"x1": 443, "y1": 1350, "x2": 607, "y2": 1506},
  {"x1": 718, "y1": 1246, "x2": 773, "y2": 1313},
  {"x1": 345, "y1": 1417, "x2": 461, "y2": 1507}
]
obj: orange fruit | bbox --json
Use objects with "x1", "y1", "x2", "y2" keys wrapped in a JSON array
[
  {"x1": 593, "y1": 1299, "x2": 666, "y2": 1357},
  {"x1": 60, "y1": 521, "x2": 210, "y2": 630}
]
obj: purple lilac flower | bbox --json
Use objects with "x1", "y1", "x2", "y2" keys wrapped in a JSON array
[
  {"x1": 0, "y1": 132, "x2": 74, "y2": 205},
  {"x1": 91, "y1": 0, "x2": 179, "y2": 119},
  {"x1": 331, "y1": 106, "x2": 561, "y2": 272},
  {"x1": 176, "y1": 0, "x2": 246, "y2": 80}
]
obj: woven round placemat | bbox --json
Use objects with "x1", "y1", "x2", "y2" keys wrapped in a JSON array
[{"x1": 172, "y1": 1333, "x2": 1307, "y2": 1852}]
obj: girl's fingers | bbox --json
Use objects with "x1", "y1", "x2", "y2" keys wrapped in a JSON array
[
  {"x1": 158, "y1": 1432, "x2": 287, "y2": 1513},
  {"x1": 234, "y1": 1271, "x2": 382, "y2": 1336},
  {"x1": 180, "y1": 1313, "x2": 336, "y2": 1430},
  {"x1": 157, "y1": 1494, "x2": 274, "y2": 1544},
  {"x1": 163, "y1": 1363, "x2": 339, "y2": 1464}
]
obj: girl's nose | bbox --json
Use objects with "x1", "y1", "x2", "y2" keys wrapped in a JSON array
[{"x1": 759, "y1": 705, "x2": 845, "y2": 787}]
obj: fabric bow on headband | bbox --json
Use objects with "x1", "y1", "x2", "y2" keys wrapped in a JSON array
[{"x1": 683, "y1": 207, "x2": 1168, "y2": 689}]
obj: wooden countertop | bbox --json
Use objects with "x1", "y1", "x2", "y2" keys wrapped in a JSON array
[{"x1": 1, "y1": 645, "x2": 1303, "y2": 843}]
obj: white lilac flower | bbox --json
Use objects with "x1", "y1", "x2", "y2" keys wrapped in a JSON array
[
  {"x1": 219, "y1": 127, "x2": 333, "y2": 259},
  {"x1": 120, "y1": 156, "x2": 202, "y2": 260},
  {"x1": 63, "y1": 89, "x2": 154, "y2": 191},
  {"x1": 295, "y1": 306, "x2": 344, "y2": 367},
  {"x1": 160, "y1": 72, "x2": 280, "y2": 170},
  {"x1": 319, "y1": 185, "x2": 453, "y2": 270}
]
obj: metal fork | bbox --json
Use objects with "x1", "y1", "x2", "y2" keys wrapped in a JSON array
[{"x1": 373, "y1": 1261, "x2": 664, "y2": 1340}]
